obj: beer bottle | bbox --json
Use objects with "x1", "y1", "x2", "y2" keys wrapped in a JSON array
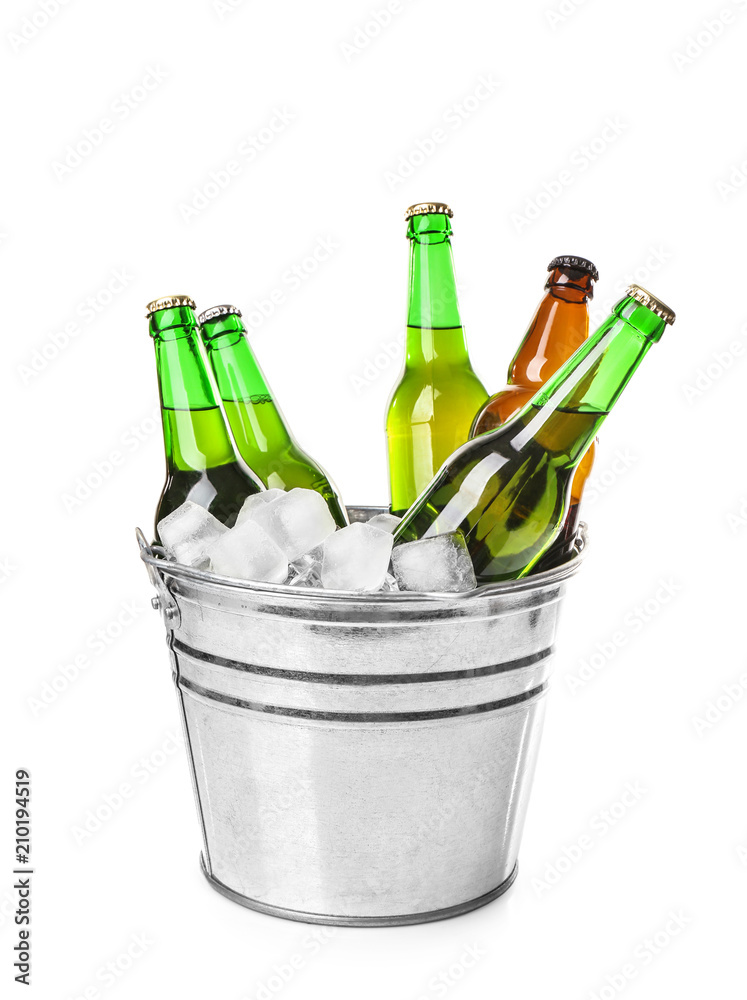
[
  {"x1": 385, "y1": 203, "x2": 488, "y2": 515},
  {"x1": 199, "y1": 305, "x2": 348, "y2": 528},
  {"x1": 148, "y1": 296, "x2": 263, "y2": 538},
  {"x1": 471, "y1": 255, "x2": 599, "y2": 567},
  {"x1": 393, "y1": 286, "x2": 675, "y2": 584}
]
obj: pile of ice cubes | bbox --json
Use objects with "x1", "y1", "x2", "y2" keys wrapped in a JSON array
[{"x1": 157, "y1": 489, "x2": 477, "y2": 594}]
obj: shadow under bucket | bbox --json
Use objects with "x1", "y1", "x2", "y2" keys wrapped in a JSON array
[{"x1": 138, "y1": 506, "x2": 586, "y2": 926}]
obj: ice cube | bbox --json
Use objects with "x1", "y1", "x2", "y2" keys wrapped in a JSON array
[
  {"x1": 207, "y1": 518, "x2": 288, "y2": 584},
  {"x1": 391, "y1": 533, "x2": 477, "y2": 593},
  {"x1": 286, "y1": 546, "x2": 323, "y2": 588},
  {"x1": 236, "y1": 488, "x2": 286, "y2": 525},
  {"x1": 287, "y1": 567, "x2": 322, "y2": 588},
  {"x1": 367, "y1": 513, "x2": 402, "y2": 534},
  {"x1": 379, "y1": 572, "x2": 400, "y2": 593},
  {"x1": 247, "y1": 488, "x2": 337, "y2": 562},
  {"x1": 287, "y1": 571, "x2": 321, "y2": 588},
  {"x1": 157, "y1": 500, "x2": 228, "y2": 569},
  {"x1": 321, "y1": 523, "x2": 393, "y2": 592}
]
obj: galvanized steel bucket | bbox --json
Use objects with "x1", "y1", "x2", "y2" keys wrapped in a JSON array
[{"x1": 138, "y1": 506, "x2": 585, "y2": 926}]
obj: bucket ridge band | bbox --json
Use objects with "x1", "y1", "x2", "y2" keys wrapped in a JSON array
[
  {"x1": 172, "y1": 637, "x2": 554, "y2": 684},
  {"x1": 178, "y1": 675, "x2": 548, "y2": 721}
]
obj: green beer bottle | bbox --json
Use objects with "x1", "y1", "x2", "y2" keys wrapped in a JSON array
[
  {"x1": 393, "y1": 286, "x2": 676, "y2": 583},
  {"x1": 198, "y1": 304, "x2": 348, "y2": 528},
  {"x1": 385, "y1": 203, "x2": 488, "y2": 515},
  {"x1": 148, "y1": 295, "x2": 263, "y2": 538}
]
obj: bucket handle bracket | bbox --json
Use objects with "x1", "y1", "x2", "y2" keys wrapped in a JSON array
[{"x1": 136, "y1": 527, "x2": 181, "y2": 630}]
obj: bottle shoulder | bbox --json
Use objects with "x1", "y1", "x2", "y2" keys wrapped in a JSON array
[
  {"x1": 390, "y1": 364, "x2": 487, "y2": 392},
  {"x1": 386, "y1": 369, "x2": 488, "y2": 424},
  {"x1": 510, "y1": 303, "x2": 590, "y2": 386},
  {"x1": 156, "y1": 462, "x2": 261, "y2": 529},
  {"x1": 472, "y1": 386, "x2": 534, "y2": 434}
]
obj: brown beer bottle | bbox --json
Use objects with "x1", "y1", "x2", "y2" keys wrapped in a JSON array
[{"x1": 470, "y1": 255, "x2": 599, "y2": 568}]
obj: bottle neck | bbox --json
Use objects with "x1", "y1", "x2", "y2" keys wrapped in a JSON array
[
  {"x1": 202, "y1": 316, "x2": 274, "y2": 404},
  {"x1": 509, "y1": 275, "x2": 592, "y2": 388},
  {"x1": 150, "y1": 306, "x2": 236, "y2": 472},
  {"x1": 201, "y1": 314, "x2": 294, "y2": 458},
  {"x1": 405, "y1": 213, "x2": 468, "y2": 365},
  {"x1": 509, "y1": 295, "x2": 666, "y2": 467}
]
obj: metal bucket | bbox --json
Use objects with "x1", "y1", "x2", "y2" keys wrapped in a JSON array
[{"x1": 138, "y1": 506, "x2": 585, "y2": 926}]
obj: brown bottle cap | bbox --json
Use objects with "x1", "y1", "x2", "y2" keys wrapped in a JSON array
[
  {"x1": 626, "y1": 285, "x2": 676, "y2": 325},
  {"x1": 197, "y1": 304, "x2": 242, "y2": 324},
  {"x1": 405, "y1": 202, "x2": 453, "y2": 221},
  {"x1": 145, "y1": 295, "x2": 196, "y2": 318},
  {"x1": 547, "y1": 256, "x2": 599, "y2": 282}
]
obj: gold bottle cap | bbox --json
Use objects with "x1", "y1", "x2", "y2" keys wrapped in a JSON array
[
  {"x1": 626, "y1": 285, "x2": 676, "y2": 325},
  {"x1": 405, "y1": 202, "x2": 453, "y2": 221},
  {"x1": 145, "y1": 295, "x2": 196, "y2": 318},
  {"x1": 198, "y1": 304, "x2": 242, "y2": 324}
]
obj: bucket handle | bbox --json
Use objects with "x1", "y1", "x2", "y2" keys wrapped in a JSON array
[{"x1": 136, "y1": 528, "x2": 181, "y2": 630}]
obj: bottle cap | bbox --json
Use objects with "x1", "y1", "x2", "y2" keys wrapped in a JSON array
[
  {"x1": 405, "y1": 202, "x2": 453, "y2": 221},
  {"x1": 626, "y1": 285, "x2": 676, "y2": 325},
  {"x1": 197, "y1": 304, "x2": 242, "y2": 325},
  {"x1": 547, "y1": 256, "x2": 599, "y2": 282},
  {"x1": 145, "y1": 295, "x2": 196, "y2": 318}
]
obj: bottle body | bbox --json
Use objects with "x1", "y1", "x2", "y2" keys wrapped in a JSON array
[
  {"x1": 471, "y1": 258, "x2": 598, "y2": 565},
  {"x1": 386, "y1": 330, "x2": 489, "y2": 515},
  {"x1": 156, "y1": 405, "x2": 261, "y2": 527},
  {"x1": 472, "y1": 386, "x2": 593, "y2": 566},
  {"x1": 386, "y1": 205, "x2": 488, "y2": 515},
  {"x1": 200, "y1": 308, "x2": 348, "y2": 527},
  {"x1": 397, "y1": 404, "x2": 598, "y2": 582},
  {"x1": 394, "y1": 288, "x2": 674, "y2": 583},
  {"x1": 148, "y1": 297, "x2": 263, "y2": 538}
]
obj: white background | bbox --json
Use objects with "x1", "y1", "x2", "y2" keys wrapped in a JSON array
[{"x1": 3, "y1": 0, "x2": 747, "y2": 997}]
